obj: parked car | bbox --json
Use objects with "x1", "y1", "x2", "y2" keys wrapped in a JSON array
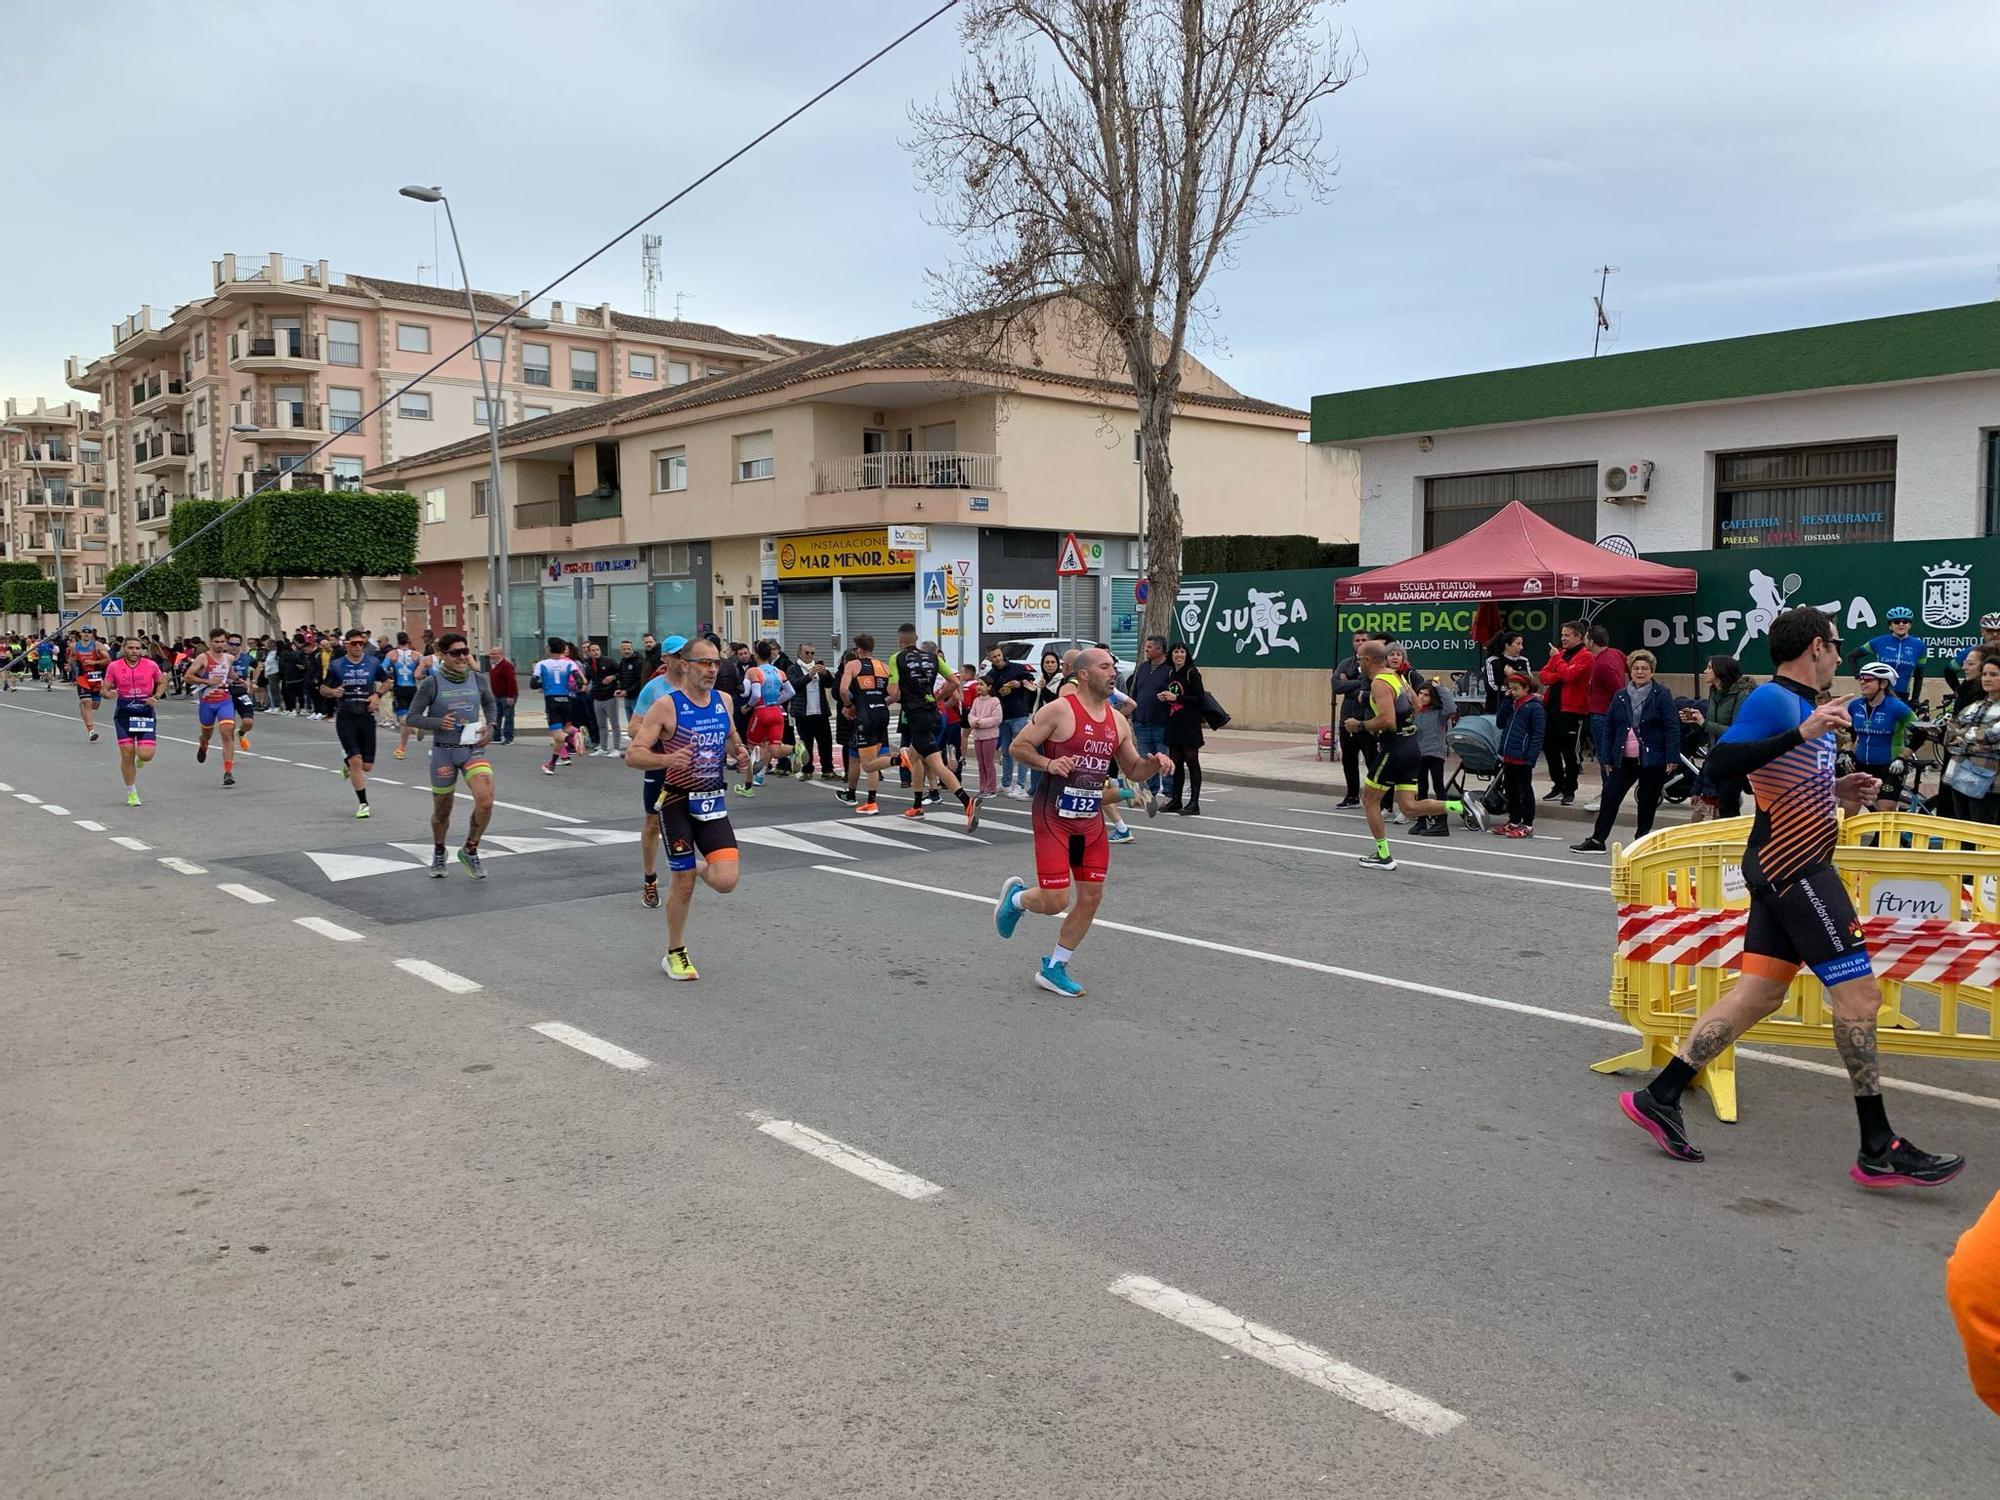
[{"x1": 990, "y1": 637, "x2": 1136, "y2": 684}]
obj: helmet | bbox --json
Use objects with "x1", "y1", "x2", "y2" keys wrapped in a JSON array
[
  {"x1": 1981, "y1": 612, "x2": 2000, "y2": 630},
  {"x1": 1858, "y1": 662, "x2": 1898, "y2": 683},
  {"x1": 1885, "y1": 606, "x2": 1914, "y2": 622}
]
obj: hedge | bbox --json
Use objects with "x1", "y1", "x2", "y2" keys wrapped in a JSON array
[
  {"x1": 2, "y1": 578, "x2": 58, "y2": 616},
  {"x1": 106, "y1": 559, "x2": 202, "y2": 615}
]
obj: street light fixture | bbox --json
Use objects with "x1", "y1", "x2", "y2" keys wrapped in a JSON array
[{"x1": 398, "y1": 184, "x2": 548, "y2": 654}]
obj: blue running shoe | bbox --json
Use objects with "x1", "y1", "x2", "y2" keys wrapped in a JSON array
[
  {"x1": 995, "y1": 876, "x2": 1028, "y2": 940},
  {"x1": 1107, "y1": 823, "x2": 1134, "y2": 844},
  {"x1": 1036, "y1": 957, "x2": 1085, "y2": 997}
]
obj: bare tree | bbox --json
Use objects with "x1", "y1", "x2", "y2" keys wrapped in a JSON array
[{"x1": 909, "y1": 0, "x2": 1352, "y2": 641}]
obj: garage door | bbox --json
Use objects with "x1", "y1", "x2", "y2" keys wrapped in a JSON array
[
  {"x1": 842, "y1": 588, "x2": 918, "y2": 652},
  {"x1": 780, "y1": 589, "x2": 837, "y2": 657}
]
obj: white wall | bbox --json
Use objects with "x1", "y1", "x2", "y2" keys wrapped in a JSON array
[{"x1": 1348, "y1": 373, "x2": 1999, "y2": 563}]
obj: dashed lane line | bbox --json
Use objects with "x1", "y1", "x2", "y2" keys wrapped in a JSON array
[
  {"x1": 13, "y1": 792, "x2": 41, "y2": 804},
  {"x1": 530, "y1": 1021, "x2": 650, "y2": 1071},
  {"x1": 745, "y1": 1112, "x2": 944, "y2": 1200},
  {"x1": 394, "y1": 958, "x2": 483, "y2": 995},
  {"x1": 158, "y1": 856, "x2": 208, "y2": 875},
  {"x1": 294, "y1": 916, "x2": 364, "y2": 942},
  {"x1": 74, "y1": 820, "x2": 106, "y2": 831},
  {"x1": 109, "y1": 836, "x2": 151, "y2": 851},
  {"x1": 217, "y1": 882, "x2": 275, "y2": 905},
  {"x1": 1108, "y1": 1274, "x2": 1464, "y2": 1437},
  {"x1": 815, "y1": 866, "x2": 2000, "y2": 1114},
  {"x1": 40, "y1": 804, "x2": 69, "y2": 816}
]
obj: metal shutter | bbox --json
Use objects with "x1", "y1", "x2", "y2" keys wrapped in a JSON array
[
  {"x1": 841, "y1": 587, "x2": 918, "y2": 652},
  {"x1": 780, "y1": 589, "x2": 838, "y2": 657}
]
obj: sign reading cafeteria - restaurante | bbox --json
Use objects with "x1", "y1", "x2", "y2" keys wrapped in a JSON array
[{"x1": 776, "y1": 527, "x2": 917, "y2": 580}]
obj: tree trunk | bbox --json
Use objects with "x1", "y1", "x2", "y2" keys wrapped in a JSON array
[
  {"x1": 343, "y1": 571, "x2": 366, "y2": 632},
  {"x1": 1137, "y1": 390, "x2": 1184, "y2": 647},
  {"x1": 238, "y1": 577, "x2": 287, "y2": 636}
]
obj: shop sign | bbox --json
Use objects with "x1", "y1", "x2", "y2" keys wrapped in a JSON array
[
  {"x1": 1177, "y1": 567, "x2": 1347, "y2": 667},
  {"x1": 775, "y1": 527, "x2": 915, "y2": 580},
  {"x1": 888, "y1": 524, "x2": 930, "y2": 550},
  {"x1": 547, "y1": 554, "x2": 640, "y2": 578},
  {"x1": 981, "y1": 588, "x2": 1059, "y2": 632}
]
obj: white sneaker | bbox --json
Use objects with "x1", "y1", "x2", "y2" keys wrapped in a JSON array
[
  {"x1": 1584, "y1": 799, "x2": 1602, "y2": 812},
  {"x1": 1007, "y1": 784, "x2": 1028, "y2": 800}
]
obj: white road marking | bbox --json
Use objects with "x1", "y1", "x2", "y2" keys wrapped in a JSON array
[
  {"x1": 373, "y1": 776, "x2": 404, "y2": 786},
  {"x1": 41, "y1": 803, "x2": 70, "y2": 815},
  {"x1": 485, "y1": 797, "x2": 584, "y2": 824},
  {"x1": 1243, "y1": 808, "x2": 1613, "y2": 869},
  {"x1": 395, "y1": 958, "x2": 483, "y2": 994},
  {"x1": 304, "y1": 850, "x2": 427, "y2": 882},
  {"x1": 294, "y1": 916, "x2": 364, "y2": 942},
  {"x1": 158, "y1": 856, "x2": 208, "y2": 875},
  {"x1": 217, "y1": 883, "x2": 275, "y2": 905},
  {"x1": 747, "y1": 1114, "x2": 943, "y2": 1200},
  {"x1": 559, "y1": 827, "x2": 643, "y2": 845},
  {"x1": 476, "y1": 834, "x2": 585, "y2": 855},
  {"x1": 1108, "y1": 1274, "x2": 1464, "y2": 1437},
  {"x1": 0, "y1": 781, "x2": 11, "y2": 791},
  {"x1": 882, "y1": 817, "x2": 984, "y2": 842},
  {"x1": 815, "y1": 867, "x2": 2000, "y2": 1113},
  {"x1": 530, "y1": 1020, "x2": 650, "y2": 1070},
  {"x1": 13, "y1": 792, "x2": 41, "y2": 803},
  {"x1": 74, "y1": 819, "x2": 106, "y2": 831},
  {"x1": 735, "y1": 826, "x2": 855, "y2": 858},
  {"x1": 109, "y1": 835, "x2": 151, "y2": 850},
  {"x1": 788, "y1": 819, "x2": 927, "y2": 850}
]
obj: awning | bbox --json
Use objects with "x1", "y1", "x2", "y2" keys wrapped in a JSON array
[{"x1": 1337, "y1": 502, "x2": 1699, "y2": 605}]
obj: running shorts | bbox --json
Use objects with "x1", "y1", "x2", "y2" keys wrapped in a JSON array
[
  {"x1": 233, "y1": 691, "x2": 257, "y2": 719},
  {"x1": 657, "y1": 789, "x2": 740, "y2": 874},
  {"x1": 76, "y1": 684, "x2": 102, "y2": 705},
  {"x1": 1742, "y1": 862, "x2": 1874, "y2": 987},
  {"x1": 392, "y1": 684, "x2": 415, "y2": 716},
  {"x1": 1364, "y1": 732, "x2": 1422, "y2": 792},
  {"x1": 113, "y1": 702, "x2": 157, "y2": 746},
  {"x1": 543, "y1": 695, "x2": 571, "y2": 729},
  {"x1": 1855, "y1": 761, "x2": 1904, "y2": 805},
  {"x1": 335, "y1": 709, "x2": 378, "y2": 764},
  {"x1": 197, "y1": 695, "x2": 237, "y2": 728},
  {"x1": 1032, "y1": 801, "x2": 1110, "y2": 890},
  {"x1": 747, "y1": 704, "x2": 786, "y2": 746},
  {"x1": 903, "y1": 707, "x2": 943, "y2": 759},
  {"x1": 430, "y1": 743, "x2": 493, "y2": 791},
  {"x1": 642, "y1": 768, "x2": 665, "y2": 813},
  {"x1": 855, "y1": 708, "x2": 890, "y2": 752}
]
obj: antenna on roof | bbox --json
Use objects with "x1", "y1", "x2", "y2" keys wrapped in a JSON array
[
  {"x1": 674, "y1": 290, "x2": 691, "y2": 320},
  {"x1": 1591, "y1": 265, "x2": 1620, "y2": 356},
  {"x1": 416, "y1": 261, "x2": 433, "y2": 286},
  {"x1": 641, "y1": 233, "x2": 662, "y2": 317}
]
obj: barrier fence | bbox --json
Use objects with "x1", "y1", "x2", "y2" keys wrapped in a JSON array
[{"x1": 1595, "y1": 812, "x2": 2000, "y2": 1121}]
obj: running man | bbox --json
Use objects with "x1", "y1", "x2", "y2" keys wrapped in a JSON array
[
  {"x1": 890, "y1": 624, "x2": 982, "y2": 829},
  {"x1": 623, "y1": 635, "x2": 751, "y2": 980},
  {"x1": 1343, "y1": 639, "x2": 1483, "y2": 870},
  {"x1": 104, "y1": 636, "x2": 163, "y2": 806},
  {"x1": 318, "y1": 628, "x2": 391, "y2": 818},
  {"x1": 530, "y1": 638, "x2": 581, "y2": 774},
  {"x1": 1620, "y1": 606, "x2": 1964, "y2": 1188},
  {"x1": 739, "y1": 640, "x2": 793, "y2": 795},
  {"x1": 71, "y1": 627, "x2": 110, "y2": 742},
  {"x1": 406, "y1": 632, "x2": 496, "y2": 878},
  {"x1": 994, "y1": 648, "x2": 1173, "y2": 996},
  {"x1": 632, "y1": 635, "x2": 688, "y2": 910},
  {"x1": 225, "y1": 633, "x2": 258, "y2": 750},
  {"x1": 836, "y1": 633, "x2": 895, "y2": 815},
  {"x1": 182, "y1": 628, "x2": 243, "y2": 787},
  {"x1": 388, "y1": 633, "x2": 425, "y2": 758},
  {"x1": 1847, "y1": 661, "x2": 1916, "y2": 811}
]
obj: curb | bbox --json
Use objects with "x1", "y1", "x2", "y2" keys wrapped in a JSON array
[{"x1": 1201, "y1": 765, "x2": 1694, "y2": 831}]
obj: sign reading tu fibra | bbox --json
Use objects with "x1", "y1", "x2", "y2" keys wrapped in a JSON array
[
  {"x1": 1592, "y1": 538, "x2": 2000, "y2": 676},
  {"x1": 1174, "y1": 568, "x2": 1344, "y2": 667}
]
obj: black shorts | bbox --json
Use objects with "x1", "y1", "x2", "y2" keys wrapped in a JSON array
[
  {"x1": 904, "y1": 707, "x2": 943, "y2": 759},
  {"x1": 856, "y1": 708, "x2": 890, "y2": 751},
  {"x1": 657, "y1": 791, "x2": 739, "y2": 873},
  {"x1": 392, "y1": 685, "x2": 416, "y2": 712},
  {"x1": 1742, "y1": 862, "x2": 1873, "y2": 987},
  {"x1": 543, "y1": 696, "x2": 570, "y2": 729},
  {"x1": 641, "y1": 769, "x2": 665, "y2": 814},
  {"x1": 1365, "y1": 732, "x2": 1422, "y2": 792},
  {"x1": 336, "y1": 710, "x2": 378, "y2": 765},
  {"x1": 234, "y1": 692, "x2": 257, "y2": 719}
]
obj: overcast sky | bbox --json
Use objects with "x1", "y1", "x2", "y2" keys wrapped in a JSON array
[{"x1": 4, "y1": 1, "x2": 1995, "y2": 410}]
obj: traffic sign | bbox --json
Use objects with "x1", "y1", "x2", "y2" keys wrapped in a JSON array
[
  {"x1": 99, "y1": 595, "x2": 125, "y2": 616},
  {"x1": 1056, "y1": 532, "x2": 1088, "y2": 577},
  {"x1": 922, "y1": 569, "x2": 947, "y2": 607},
  {"x1": 1133, "y1": 579, "x2": 1149, "y2": 605}
]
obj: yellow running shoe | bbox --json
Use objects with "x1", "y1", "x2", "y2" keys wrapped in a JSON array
[{"x1": 661, "y1": 947, "x2": 699, "y2": 981}]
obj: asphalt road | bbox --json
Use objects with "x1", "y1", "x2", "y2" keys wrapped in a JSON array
[{"x1": 3, "y1": 690, "x2": 1997, "y2": 1497}]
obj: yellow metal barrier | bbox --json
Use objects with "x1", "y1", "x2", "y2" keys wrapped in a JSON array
[{"x1": 1594, "y1": 812, "x2": 2000, "y2": 1121}]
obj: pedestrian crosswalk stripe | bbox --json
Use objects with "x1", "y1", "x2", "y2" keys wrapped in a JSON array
[
  {"x1": 786, "y1": 819, "x2": 926, "y2": 850},
  {"x1": 735, "y1": 826, "x2": 854, "y2": 859}
]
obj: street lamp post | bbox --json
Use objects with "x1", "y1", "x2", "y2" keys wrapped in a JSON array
[{"x1": 399, "y1": 185, "x2": 548, "y2": 656}]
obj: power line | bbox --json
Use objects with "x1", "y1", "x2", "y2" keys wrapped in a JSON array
[{"x1": 8, "y1": 0, "x2": 962, "y2": 665}]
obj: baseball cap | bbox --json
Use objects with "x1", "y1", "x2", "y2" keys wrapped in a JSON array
[
  {"x1": 1858, "y1": 662, "x2": 1898, "y2": 682},
  {"x1": 660, "y1": 634, "x2": 689, "y2": 655}
]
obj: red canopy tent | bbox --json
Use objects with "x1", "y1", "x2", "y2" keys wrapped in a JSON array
[{"x1": 1337, "y1": 502, "x2": 1698, "y2": 606}]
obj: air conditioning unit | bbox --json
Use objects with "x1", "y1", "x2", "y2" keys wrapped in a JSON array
[{"x1": 1603, "y1": 460, "x2": 1654, "y2": 503}]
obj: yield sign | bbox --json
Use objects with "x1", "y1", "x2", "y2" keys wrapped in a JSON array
[{"x1": 1056, "y1": 532, "x2": 1088, "y2": 576}]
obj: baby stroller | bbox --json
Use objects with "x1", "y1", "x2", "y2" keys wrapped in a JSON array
[
  {"x1": 1661, "y1": 696, "x2": 1709, "y2": 805},
  {"x1": 1445, "y1": 713, "x2": 1507, "y2": 816}
]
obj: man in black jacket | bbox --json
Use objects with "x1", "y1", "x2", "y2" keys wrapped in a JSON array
[
  {"x1": 788, "y1": 642, "x2": 838, "y2": 779},
  {"x1": 1330, "y1": 628, "x2": 1374, "y2": 806},
  {"x1": 1127, "y1": 634, "x2": 1172, "y2": 795}
]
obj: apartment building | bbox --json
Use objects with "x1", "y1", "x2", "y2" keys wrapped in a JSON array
[
  {"x1": 63, "y1": 251, "x2": 809, "y2": 627},
  {"x1": 374, "y1": 297, "x2": 1354, "y2": 665},
  {"x1": 0, "y1": 397, "x2": 111, "y2": 599}
]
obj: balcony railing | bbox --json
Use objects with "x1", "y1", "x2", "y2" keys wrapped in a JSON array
[
  {"x1": 132, "y1": 433, "x2": 192, "y2": 467},
  {"x1": 213, "y1": 253, "x2": 329, "y2": 296},
  {"x1": 131, "y1": 373, "x2": 188, "y2": 410},
  {"x1": 515, "y1": 496, "x2": 576, "y2": 529},
  {"x1": 810, "y1": 450, "x2": 1000, "y2": 495},
  {"x1": 229, "y1": 330, "x2": 321, "y2": 365},
  {"x1": 236, "y1": 469, "x2": 327, "y2": 497},
  {"x1": 20, "y1": 444, "x2": 73, "y2": 465},
  {"x1": 231, "y1": 400, "x2": 329, "y2": 434}
]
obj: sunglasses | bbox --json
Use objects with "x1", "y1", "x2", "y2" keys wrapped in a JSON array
[{"x1": 446, "y1": 648, "x2": 471, "y2": 658}]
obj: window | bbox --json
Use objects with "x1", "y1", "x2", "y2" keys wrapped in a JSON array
[
  {"x1": 654, "y1": 447, "x2": 688, "y2": 492},
  {"x1": 1423, "y1": 463, "x2": 1595, "y2": 549},
  {"x1": 1984, "y1": 431, "x2": 1999, "y2": 536},
  {"x1": 198, "y1": 463, "x2": 210, "y2": 493},
  {"x1": 80, "y1": 441, "x2": 101, "y2": 465},
  {"x1": 422, "y1": 487, "x2": 445, "y2": 524},
  {"x1": 329, "y1": 387, "x2": 364, "y2": 433},
  {"x1": 399, "y1": 390, "x2": 432, "y2": 420},
  {"x1": 1713, "y1": 440, "x2": 1895, "y2": 548},
  {"x1": 327, "y1": 317, "x2": 362, "y2": 366},
  {"x1": 396, "y1": 323, "x2": 431, "y2": 353},
  {"x1": 629, "y1": 352, "x2": 656, "y2": 380},
  {"x1": 442, "y1": 605, "x2": 458, "y2": 627},
  {"x1": 472, "y1": 479, "x2": 489, "y2": 516},
  {"x1": 474, "y1": 398, "x2": 496, "y2": 427},
  {"x1": 194, "y1": 332, "x2": 205, "y2": 360},
  {"x1": 196, "y1": 396, "x2": 208, "y2": 425},
  {"x1": 523, "y1": 342, "x2": 551, "y2": 385},
  {"x1": 570, "y1": 348, "x2": 598, "y2": 391},
  {"x1": 667, "y1": 360, "x2": 690, "y2": 385},
  {"x1": 331, "y1": 457, "x2": 364, "y2": 492},
  {"x1": 734, "y1": 430, "x2": 774, "y2": 482},
  {"x1": 476, "y1": 333, "x2": 503, "y2": 363},
  {"x1": 523, "y1": 404, "x2": 552, "y2": 421}
]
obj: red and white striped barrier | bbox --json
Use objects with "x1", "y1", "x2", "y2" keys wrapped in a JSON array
[{"x1": 1616, "y1": 904, "x2": 2000, "y2": 988}]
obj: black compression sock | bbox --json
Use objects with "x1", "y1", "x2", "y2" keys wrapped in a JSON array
[
  {"x1": 1855, "y1": 1094, "x2": 1894, "y2": 1154},
  {"x1": 956, "y1": 787, "x2": 971, "y2": 806},
  {"x1": 355, "y1": 788, "x2": 368, "y2": 805},
  {"x1": 1648, "y1": 1056, "x2": 1698, "y2": 1106}
]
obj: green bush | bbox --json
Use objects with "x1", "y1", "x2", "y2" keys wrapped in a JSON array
[
  {"x1": 0, "y1": 560, "x2": 44, "y2": 585},
  {"x1": 3, "y1": 578, "x2": 58, "y2": 617},
  {"x1": 106, "y1": 559, "x2": 201, "y2": 615}
]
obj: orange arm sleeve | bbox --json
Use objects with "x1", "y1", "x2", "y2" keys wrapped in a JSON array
[{"x1": 1947, "y1": 1190, "x2": 2000, "y2": 1417}]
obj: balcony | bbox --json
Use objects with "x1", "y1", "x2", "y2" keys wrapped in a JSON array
[
  {"x1": 131, "y1": 373, "x2": 189, "y2": 415},
  {"x1": 65, "y1": 355, "x2": 99, "y2": 394},
  {"x1": 515, "y1": 490, "x2": 622, "y2": 530},
  {"x1": 213, "y1": 252, "x2": 330, "y2": 301},
  {"x1": 132, "y1": 432, "x2": 192, "y2": 473},
  {"x1": 80, "y1": 462, "x2": 106, "y2": 485},
  {"x1": 136, "y1": 492, "x2": 182, "y2": 528},
  {"x1": 113, "y1": 305, "x2": 178, "y2": 356},
  {"x1": 229, "y1": 329, "x2": 322, "y2": 371},
  {"x1": 810, "y1": 450, "x2": 1001, "y2": 495},
  {"x1": 230, "y1": 399, "x2": 330, "y2": 441},
  {"x1": 235, "y1": 469, "x2": 327, "y2": 497},
  {"x1": 19, "y1": 445, "x2": 74, "y2": 469},
  {"x1": 19, "y1": 489, "x2": 77, "y2": 509}
]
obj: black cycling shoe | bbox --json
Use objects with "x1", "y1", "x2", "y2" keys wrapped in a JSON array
[
  {"x1": 1850, "y1": 1136, "x2": 1965, "y2": 1189},
  {"x1": 1571, "y1": 837, "x2": 1607, "y2": 853},
  {"x1": 1619, "y1": 1089, "x2": 1705, "y2": 1162}
]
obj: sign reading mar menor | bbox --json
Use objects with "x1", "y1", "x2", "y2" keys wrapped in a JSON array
[{"x1": 776, "y1": 527, "x2": 916, "y2": 581}]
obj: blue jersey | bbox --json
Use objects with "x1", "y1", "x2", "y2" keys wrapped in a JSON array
[
  {"x1": 326, "y1": 652, "x2": 385, "y2": 712},
  {"x1": 634, "y1": 673, "x2": 674, "y2": 715},
  {"x1": 1859, "y1": 631, "x2": 1924, "y2": 694},
  {"x1": 531, "y1": 657, "x2": 577, "y2": 698},
  {"x1": 658, "y1": 688, "x2": 731, "y2": 793},
  {"x1": 389, "y1": 648, "x2": 420, "y2": 688},
  {"x1": 1847, "y1": 693, "x2": 1914, "y2": 764},
  {"x1": 1718, "y1": 678, "x2": 1838, "y2": 886}
]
